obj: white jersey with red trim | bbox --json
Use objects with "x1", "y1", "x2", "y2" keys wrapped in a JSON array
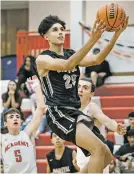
[{"x1": 1, "y1": 131, "x2": 37, "y2": 174}]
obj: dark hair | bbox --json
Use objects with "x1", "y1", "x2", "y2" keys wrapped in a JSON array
[
  {"x1": 7, "y1": 80, "x2": 17, "y2": 92},
  {"x1": 128, "y1": 112, "x2": 134, "y2": 118},
  {"x1": 38, "y1": 15, "x2": 66, "y2": 37},
  {"x1": 127, "y1": 129, "x2": 134, "y2": 137},
  {"x1": 17, "y1": 55, "x2": 36, "y2": 76},
  {"x1": 3, "y1": 108, "x2": 21, "y2": 122},
  {"x1": 24, "y1": 55, "x2": 35, "y2": 65},
  {"x1": 80, "y1": 77, "x2": 96, "y2": 92}
]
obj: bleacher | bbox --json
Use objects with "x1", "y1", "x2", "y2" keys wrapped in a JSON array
[{"x1": 1, "y1": 78, "x2": 134, "y2": 173}]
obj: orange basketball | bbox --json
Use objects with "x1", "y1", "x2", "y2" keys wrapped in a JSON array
[{"x1": 97, "y1": 3, "x2": 126, "y2": 32}]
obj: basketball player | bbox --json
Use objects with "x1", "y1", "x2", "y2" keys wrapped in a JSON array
[
  {"x1": 76, "y1": 77, "x2": 126, "y2": 173},
  {"x1": 46, "y1": 132, "x2": 80, "y2": 173},
  {"x1": 0, "y1": 76, "x2": 45, "y2": 173},
  {"x1": 36, "y1": 15, "x2": 128, "y2": 173}
]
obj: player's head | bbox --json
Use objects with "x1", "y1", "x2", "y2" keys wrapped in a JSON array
[
  {"x1": 127, "y1": 129, "x2": 134, "y2": 147},
  {"x1": 3, "y1": 108, "x2": 23, "y2": 132},
  {"x1": 50, "y1": 132, "x2": 65, "y2": 148},
  {"x1": 38, "y1": 15, "x2": 66, "y2": 46},
  {"x1": 7, "y1": 80, "x2": 17, "y2": 92},
  {"x1": 24, "y1": 55, "x2": 35, "y2": 67},
  {"x1": 78, "y1": 77, "x2": 96, "y2": 102},
  {"x1": 128, "y1": 112, "x2": 134, "y2": 128}
]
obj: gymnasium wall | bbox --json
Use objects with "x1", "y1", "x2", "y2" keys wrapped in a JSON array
[
  {"x1": 29, "y1": 1, "x2": 71, "y2": 31},
  {"x1": 28, "y1": 1, "x2": 134, "y2": 31}
]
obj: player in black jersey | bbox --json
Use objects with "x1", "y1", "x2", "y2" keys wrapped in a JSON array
[
  {"x1": 36, "y1": 15, "x2": 128, "y2": 173},
  {"x1": 46, "y1": 132, "x2": 79, "y2": 173}
]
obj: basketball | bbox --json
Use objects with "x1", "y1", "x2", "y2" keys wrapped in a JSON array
[{"x1": 97, "y1": 3, "x2": 126, "y2": 31}]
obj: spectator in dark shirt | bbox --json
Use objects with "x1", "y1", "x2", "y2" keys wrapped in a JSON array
[
  {"x1": 115, "y1": 129, "x2": 134, "y2": 173},
  {"x1": 124, "y1": 112, "x2": 134, "y2": 144},
  {"x1": 46, "y1": 132, "x2": 80, "y2": 173},
  {"x1": 85, "y1": 48, "x2": 112, "y2": 87},
  {"x1": 115, "y1": 129, "x2": 134, "y2": 161},
  {"x1": 17, "y1": 56, "x2": 36, "y2": 94}
]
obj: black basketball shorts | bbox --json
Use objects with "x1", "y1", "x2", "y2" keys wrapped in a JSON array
[{"x1": 46, "y1": 106, "x2": 105, "y2": 156}]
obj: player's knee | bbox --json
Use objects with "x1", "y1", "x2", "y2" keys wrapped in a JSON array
[
  {"x1": 91, "y1": 143, "x2": 106, "y2": 156},
  {"x1": 97, "y1": 144, "x2": 107, "y2": 155}
]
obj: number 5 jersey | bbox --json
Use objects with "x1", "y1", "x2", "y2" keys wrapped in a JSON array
[{"x1": 1, "y1": 131, "x2": 37, "y2": 173}]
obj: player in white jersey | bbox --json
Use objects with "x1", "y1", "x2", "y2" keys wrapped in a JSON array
[
  {"x1": 0, "y1": 76, "x2": 46, "y2": 174},
  {"x1": 76, "y1": 77, "x2": 126, "y2": 173}
]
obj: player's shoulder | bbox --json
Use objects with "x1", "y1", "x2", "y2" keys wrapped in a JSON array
[
  {"x1": 46, "y1": 149, "x2": 55, "y2": 158},
  {"x1": 65, "y1": 146, "x2": 74, "y2": 153},
  {"x1": 0, "y1": 133, "x2": 8, "y2": 143},
  {"x1": 40, "y1": 49, "x2": 51, "y2": 56},
  {"x1": 88, "y1": 102, "x2": 99, "y2": 108},
  {"x1": 36, "y1": 50, "x2": 53, "y2": 63},
  {"x1": 21, "y1": 130, "x2": 30, "y2": 138},
  {"x1": 88, "y1": 102, "x2": 101, "y2": 112}
]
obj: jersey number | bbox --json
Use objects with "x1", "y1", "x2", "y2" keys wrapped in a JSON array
[
  {"x1": 63, "y1": 74, "x2": 77, "y2": 89},
  {"x1": 14, "y1": 150, "x2": 22, "y2": 162}
]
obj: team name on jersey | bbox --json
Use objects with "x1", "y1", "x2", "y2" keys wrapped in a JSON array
[
  {"x1": 53, "y1": 166, "x2": 70, "y2": 173},
  {"x1": 5, "y1": 141, "x2": 29, "y2": 152},
  {"x1": 57, "y1": 67, "x2": 77, "y2": 73}
]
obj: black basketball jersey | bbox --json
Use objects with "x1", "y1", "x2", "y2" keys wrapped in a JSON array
[
  {"x1": 39, "y1": 49, "x2": 81, "y2": 108},
  {"x1": 46, "y1": 146, "x2": 77, "y2": 173}
]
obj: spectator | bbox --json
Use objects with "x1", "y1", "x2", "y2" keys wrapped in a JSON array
[
  {"x1": 124, "y1": 112, "x2": 134, "y2": 144},
  {"x1": 1, "y1": 80, "x2": 22, "y2": 129},
  {"x1": 46, "y1": 132, "x2": 80, "y2": 173},
  {"x1": 2, "y1": 80, "x2": 22, "y2": 111},
  {"x1": 85, "y1": 48, "x2": 112, "y2": 87},
  {"x1": 115, "y1": 129, "x2": 134, "y2": 173},
  {"x1": 17, "y1": 55, "x2": 36, "y2": 96}
]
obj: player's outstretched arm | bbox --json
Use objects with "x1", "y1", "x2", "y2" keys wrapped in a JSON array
[
  {"x1": 89, "y1": 103, "x2": 126, "y2": 135},
  {"x1": 36, "y1": 20, "x2": 106, "y2": 73},
  {"x1": 79, "y1": 16, "x2": 129, "y2": 67},
  {"x1": 24, "y1": 76, "x2": 46, "y2": 137}
]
